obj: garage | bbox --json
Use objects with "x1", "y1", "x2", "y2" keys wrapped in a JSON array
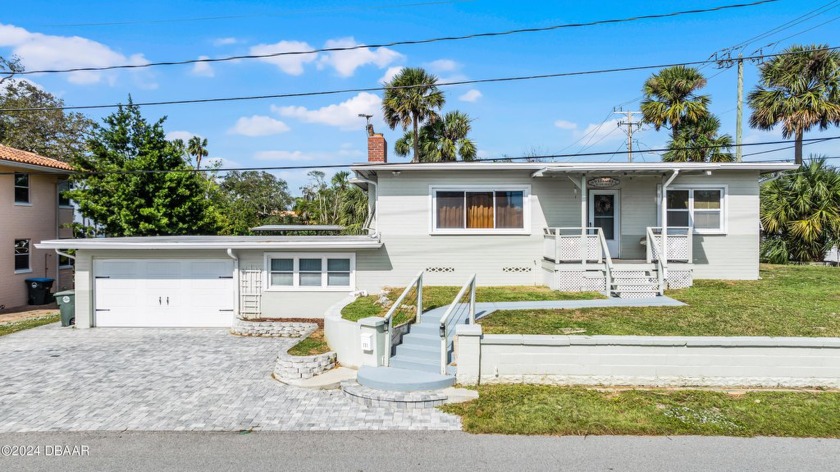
[{"x1": 93, "y1": 259, "x2": 234, "y2": 327}]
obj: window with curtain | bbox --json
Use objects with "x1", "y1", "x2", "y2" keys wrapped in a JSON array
[
  {"x1": 665, "y1": 188, "x2": 725, "y2": 232},
  {"x1": 433, "y1": 189, "x2": 526, "y2": 231}
]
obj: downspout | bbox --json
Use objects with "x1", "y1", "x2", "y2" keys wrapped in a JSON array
[
  {"x1": 660, "y1": 170, "x2": 681, "y2": 281},
  {"x1": 353, "y1": 176, "x2": 379, "y2": 238},
  {"x1": 226, "y1": 249, "x2": 240, "y2": 319}
]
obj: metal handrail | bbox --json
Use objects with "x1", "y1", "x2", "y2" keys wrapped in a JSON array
[
  {"x1": 382, "y1": 271, "x2": 423, "y2": 367},
  {"x1": 438, "y1": 274, "x2": 476, "y2": 375}
]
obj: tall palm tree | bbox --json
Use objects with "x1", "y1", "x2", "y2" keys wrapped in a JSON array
[
  {"x1": 663, "y1": 115, "x2": 734, "y2": 162},
  {"x1": 187, "y1": 136, "x2": 208, "y2": 169},
  {"x1": 382, "y1": 67, "x2": 445, "y2": 162},
  {"x1": 761, "y1": 157, "x2": 840, "y2": 262},
  {"x1": 641, "y1": 66, "x2": 710, "y2": 142},
  {"x1": 395, "y1": 111, "x2": 477, "y2": 162},
  {"x1": 748, "y1": 44, "x2": 840, "y2": 165}
]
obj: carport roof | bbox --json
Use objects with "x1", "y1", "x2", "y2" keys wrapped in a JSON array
[{"x1": 35, "y1": 235, "x2": 382, "y2": 250}]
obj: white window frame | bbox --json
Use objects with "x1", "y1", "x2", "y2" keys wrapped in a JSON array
[
  {"x1": 657, "y1": 184, "x2": 728, "y2": 235},
  {"x1": 429, "y1": 185, "x2": 531, "y2": 235},
  {"x1": 14, "y1": 239, "x2": 32, "y2": 274},
  {"x1": 14, "y1": 173, "x2": 30, "y2": 205},
  {"x1": 263, "y1": 252, "x2": 356, "y2": 292}
]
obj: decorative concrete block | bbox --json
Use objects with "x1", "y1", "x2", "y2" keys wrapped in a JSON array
[{"x1": 231, "y1": 318, "x2": 318, "y2": 338}]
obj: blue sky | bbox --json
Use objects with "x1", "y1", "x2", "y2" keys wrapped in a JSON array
[{"x1": 2, "y1": 0, "x2": 839, "y2": 191}]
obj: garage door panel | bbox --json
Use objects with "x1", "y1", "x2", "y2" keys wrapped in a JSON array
[{"x1": 94, "y1": 259, "x2": 234, "y2": 327}]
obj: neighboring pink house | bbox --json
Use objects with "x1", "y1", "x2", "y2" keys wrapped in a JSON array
[{"x1": 0, "y1": 144, "x2": 75, "y2": 309}]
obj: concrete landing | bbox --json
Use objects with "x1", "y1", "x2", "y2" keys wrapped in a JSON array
[
  {"x1": 357, "y1": 366, "x2": 456, "y2": 392},
  {"x1": 274, "y1": 367, "x2": 357, "y2": 390}
]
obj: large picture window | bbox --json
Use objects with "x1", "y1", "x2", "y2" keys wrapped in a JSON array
[
  {"x1": 265, "y1": 253, "x2": 354, "y2": 291},
  {"x1": 433, "y1": 187, "x2": 528, "y2": 233},
  {"x1": 665, "y1": 187, "x2": 725, "y2": 233}
]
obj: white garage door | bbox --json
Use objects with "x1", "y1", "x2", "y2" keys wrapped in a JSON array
[{"x1": 94, "y1": 259, "x2": 235, "y2": 327}]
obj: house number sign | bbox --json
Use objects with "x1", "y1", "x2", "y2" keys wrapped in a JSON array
[{"x1": 587, "y1": 176, "x2": 620, "y2": 188}]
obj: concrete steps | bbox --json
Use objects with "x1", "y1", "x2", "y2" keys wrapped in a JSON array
[
  {"x1": 611, "y1": 269, "x2": 660, "y2": 299},
  {"x1": 355, "y1": 366, "x2": 455, "y2": 392}
]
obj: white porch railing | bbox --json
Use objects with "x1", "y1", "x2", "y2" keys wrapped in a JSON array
[
  {"x1": 646, "y1": 227, "x2": 693, "y2": 263},
  {"x1": 543, "y1": 227, "x2": 603, "y2": 263},
  {"x1": 382, "y1": 271, "x2": 424, "y2": 367},
  {"x1": 438, "y1": 274, "x2": 476, "y2": 375}
]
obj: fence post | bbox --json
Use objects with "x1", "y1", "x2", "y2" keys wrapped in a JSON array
[{"x1": 455, "y1": 324, "x2": 482, "y2": 385}]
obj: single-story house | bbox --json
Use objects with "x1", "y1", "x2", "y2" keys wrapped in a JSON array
[
  {"x1": 37, "y1": 132, "x2": 796, "y2": 328},
  {"x1": 1, "y1": 144, "x2": 75, "y2": 309}
]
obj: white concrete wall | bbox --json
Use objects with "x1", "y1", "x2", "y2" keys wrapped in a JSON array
[{"x1": 457, "y1": 332, "x2": 840, "y2": 388}]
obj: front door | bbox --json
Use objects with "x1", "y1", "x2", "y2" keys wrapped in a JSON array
[{"x1": 589, "y1": 190, "x2": 620, "y2": 258}]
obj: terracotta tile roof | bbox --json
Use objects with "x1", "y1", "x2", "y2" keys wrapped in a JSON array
[{"x1": 0, "y1": 144, "x2": 73, "y2": 171}]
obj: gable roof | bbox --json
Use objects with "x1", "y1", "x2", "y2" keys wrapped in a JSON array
[{"x1": 0, "y1": 144, "x2": 73, "y2": 172}]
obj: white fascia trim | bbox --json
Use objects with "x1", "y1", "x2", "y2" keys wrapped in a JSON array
[{"x1": 34, "y1": 241, "x2": 383, "y2": 250}]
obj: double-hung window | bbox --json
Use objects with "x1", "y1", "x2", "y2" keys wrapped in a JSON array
[
  {"x1": 14, "y1": 173, "x2": 29, "y2": 204},
  {"x1": 665, "y1": 187, "x2": 726, "y2": 234},
  {"x1": 266, "y1": 253, "x2": 354, "y2": 290},
  {"x1": 432, "y1": 186, "x2": 529, "y2": 234},
  {"x1": 14, "y1": 239, "x2": 30, "y2": 272},
  {"x1": 58, "y1": 180, "x2": 73, "y2": 207}
]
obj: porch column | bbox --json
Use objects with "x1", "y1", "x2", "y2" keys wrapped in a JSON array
[
  {"x1": 580, "y1": 174, "x2": 587, "y2": 268},
  {"x1": 660, "y1": 170, "x2": 681, "y2": 277}
]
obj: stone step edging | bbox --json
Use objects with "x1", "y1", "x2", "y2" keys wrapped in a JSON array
[
  {"x1": 274, "y1": 350, "x2": 337, "y2": 381},
  {"x1": 230, "y1": 318, "x2": 319, "y2": 338}
]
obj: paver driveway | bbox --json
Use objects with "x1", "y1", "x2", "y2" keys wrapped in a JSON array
[{"x1": 0, "y1": 324, "x2": 460, "y2": 432}]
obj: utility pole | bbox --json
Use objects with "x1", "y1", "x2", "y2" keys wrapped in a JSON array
[
  {"x1": 613, "y1": 108, "x2": 643, "y2": 162},
  {"x1": 736, "y1": 54, "x2": 743, "y2": 162}
]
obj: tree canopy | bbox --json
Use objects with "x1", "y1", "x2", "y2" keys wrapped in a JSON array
[
  {"x1": 382, "y1": 67, "x2": 445, "y2": 162},
  {"x1": 294, "y1": 171, "x2": 368, "y2": 234},
  {"x1": 641, "y1": 65, "x2": 710, "y2": 142},
  {"x1": 395, "y1": 110, "x2": 477, "y2": 162},
  {"x1": 663, "y1": 115, "x2": 733, "y2": 162},
  {"x1": 748, "y1": 44, "x2": 840, "y2": 165},
  {"x1": 68, "y1": 100, "x2": 221, "y2": 236},
  {"x1": 218, "y1": 170, "x2": 293, "y2": 235},
  {"x1": 0, "y1": 64, "x2": 94, "y2": 161}
]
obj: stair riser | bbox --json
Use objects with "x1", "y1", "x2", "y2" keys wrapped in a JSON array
[
  {"x1": 395, "y1": 346, "x2": 440, "y2": 361},
  {"x1": 400, "y1": 336, "x2": 440, "y2": 348},
  {"x1": 389, "y1": 359, "x2": 441, "y2": 373}
]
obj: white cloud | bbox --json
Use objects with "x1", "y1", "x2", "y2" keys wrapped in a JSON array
[
  {"x1": 574, "y1": 119, "x2": 625, "y2": 144},
  {"x1": 459, "y1": 89, "x2": 482, "y2": 102},
  {"x1": 317, "y1": 37, "x2": 403, "y2": 77},
  {"x1": 213, "y1": 37, "x2": 240, "y2": 46},
  {"x1": 165, "y1": 130, "x2": 202, "y2": 142},
  {"x1": 228, "y1": 115, "x2": 290, "y2": 136},
  {"x1": 191, "y1": 56, "x2": 214, "y2": 77},
  {"x1": 379, "y1": 66, "x2": 403, "y2": 84},
  {"x1": 0, "y1": 23, "x2": 149, "y2": 85},
  {"x1": 426, "y1": 59, "x2": 459, "y2": 72},
  {"x1": 273, "y1": 92, "x2": 382, "y2": 131},
  {"x1": 249, "y1": 40, "x2": 317, "y2": 75},
  {"x1": 255, "y1": 148, "x2": 363, "y2": 162},
  {"x1": 554, "y1": 119, "x2": 578, "y2": 130}
]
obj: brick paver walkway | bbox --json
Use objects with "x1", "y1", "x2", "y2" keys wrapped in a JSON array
[{"x1": 0, "y1": 324, "x2": 460, "y2": 432}]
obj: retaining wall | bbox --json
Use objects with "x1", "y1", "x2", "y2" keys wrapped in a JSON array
[
  {"x1": 455, "y1": 326, "x2": 840, "y2": 388},
  {"x1": 274, "y1": 351, "x2": 337, "y2": 381},
  {"x1": 230, "y1": 318, "x2": 318, "y2": 338}
]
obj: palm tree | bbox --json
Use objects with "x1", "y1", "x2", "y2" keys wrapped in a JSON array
[
  {"x1": 382, "y1": 67, "x2": 445, "y2": 162},
  {"x1": 395, "y1": 111, "x2": 477, "y2": 162},
  {"x1": 748, "y1": 44, "x2": 840, "y2": 165},
  {"x1": 641, "y1": 66, "x2": 710, "y2": 142},
  {"x1": 187, "y1": 136, "x2": 208, "y2": 169},
  {"x1": 761, "y1": 157, "x2": 840, "y2": 263},
  {"x1": 663, "y1": 115, "x2": 734, "y2": 162}
]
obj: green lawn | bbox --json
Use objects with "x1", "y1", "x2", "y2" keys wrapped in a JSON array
[
  {"x1": 0, "y1": 314, "x2": 60, "y2": 337},
  {"x1": 479, "y1": 264, "x2": 840, "y2": 337},
  {"x1": 441, "y1": 384, "x2": 840, "y2": 437},
  {"x1": 287, "y1": 328, "x2": 332, "y2": 356},
  {"x1": 341, "y1": 286, "x2": 604, "y2": 326}
]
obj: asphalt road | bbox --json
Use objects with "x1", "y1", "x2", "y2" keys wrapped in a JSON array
[{"x1": 1, "y1": 431, "x2": 838, "y2": 471}]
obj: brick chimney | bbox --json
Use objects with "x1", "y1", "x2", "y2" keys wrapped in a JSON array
[{"x1": 367, "y1": 124, "x2": 387, "y2": 163}]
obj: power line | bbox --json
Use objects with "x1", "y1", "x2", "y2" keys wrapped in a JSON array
[
  {"x1": 5, "y1": 47, "x2": 837, "y2": 113},
  {"x1": 2, "y1": 135, "x2": 832, "y2": 177},
  {"x1": 33, "y1": 1, "x2": 472, "y2": 28},
  {"x1": 12, "y1": 0, "x2": 778, "y2": 77},
  {"x1": 730, "y1": 0, "x2": 839, "y2": 51}
]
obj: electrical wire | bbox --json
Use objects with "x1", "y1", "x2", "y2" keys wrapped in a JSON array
[
  {"x1": 5, "y1": 47, "x2": 837, "y2": 113},
  {"x1": 12, "y1": 0, "x2": 778, "y2": 77},
  {"x1": 2, "y1": 135, "x2": 831, "y2": 177}
]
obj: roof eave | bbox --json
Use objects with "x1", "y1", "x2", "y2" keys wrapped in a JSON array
[{"x1": 35, "y1": 240, "x2": 383, "y2": 251}]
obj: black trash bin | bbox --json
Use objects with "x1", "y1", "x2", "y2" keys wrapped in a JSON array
[{"x1": 25, "y1": 278, "x2": 55, "y2": 305}]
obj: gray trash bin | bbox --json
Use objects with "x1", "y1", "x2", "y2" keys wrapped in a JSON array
[{"x1": 55, "y1": 290, "x2": 75, "y2": 326}]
